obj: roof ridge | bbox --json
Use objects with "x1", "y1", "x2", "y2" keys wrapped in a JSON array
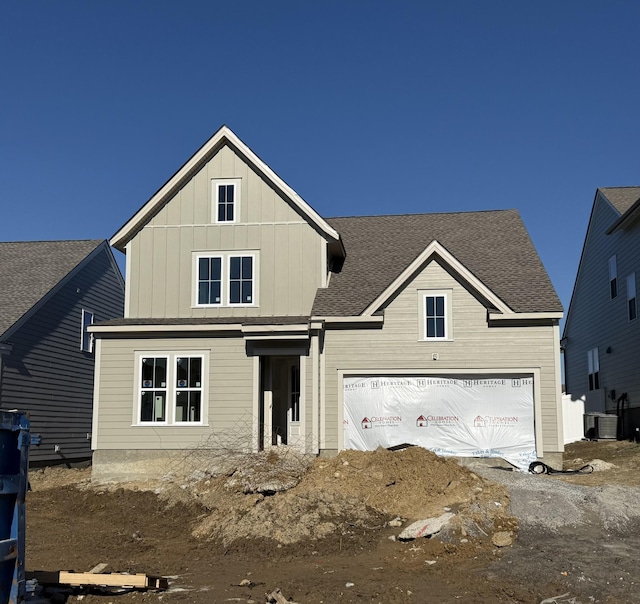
[{"x1": 326, "y1": 209, "x2": 517, "y2": 220}]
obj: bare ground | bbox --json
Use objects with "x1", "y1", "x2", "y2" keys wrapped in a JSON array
[{"x1": 24, "y1": 440, "x2": 640, "y2": 603}]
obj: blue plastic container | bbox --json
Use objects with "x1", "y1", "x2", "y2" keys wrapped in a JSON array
[{"x1": 0, "y1": 411, "x2": 31, "y2": 604}]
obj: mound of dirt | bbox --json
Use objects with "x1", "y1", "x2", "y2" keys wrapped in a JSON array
[{"x1": 187, "y1": 446, "x2": 513, "y2": 547}]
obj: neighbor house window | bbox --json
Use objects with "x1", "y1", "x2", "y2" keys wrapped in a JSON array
[
  {"x1": 212, "y1": 179, "x2": 240, "y2": 223},
  {"x1": 628, "y1": 273, "x2": 637, "y2": 321},
  {"x1": 609, "y1": 256, "x2": 617, "y2": 299},
  {"x1": 587, "y1": 348, "x2": 599, "y2": 391},
  {"x1": 194, "y1": 252, "x2": 257, "y2": 307},
  {"x1": 138, "y1": 353, "x2": 206, "y2": 425},
  {"x1": 80, "y1": 309, "x2": 94, "y2": 353}
]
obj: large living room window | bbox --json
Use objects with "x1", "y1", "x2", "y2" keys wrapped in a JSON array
[
  {"x1": 194, "y1": 252, "x2": 257, "y2": 307},
  {"x1": 138, "y1": 353, "x2": 206, "y2": 425}
]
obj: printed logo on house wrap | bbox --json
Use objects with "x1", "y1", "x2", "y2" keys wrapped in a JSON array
[
  {"x1": 361, "y1": 415, "x2": 402, "y2": 429},
  {"x1": 473, "y1": 415, "x2": 519, "y2": 427},
  {"x1": 464, "y1": 379, "x2": 507, "y2": 388},
  {"x1": 416, "y1": 414, "x2": 459, "y2": 427}
]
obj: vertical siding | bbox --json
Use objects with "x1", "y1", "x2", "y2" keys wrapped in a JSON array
[
  {"x1": 128, "y1": 144, "x2": 325, "y2": 319},
  {"x1": 322, "y1": 260, "x2": 561, "y2": 453},
  {"x1": 96, "y1": 335, "x2": 254, "y2": 450},
  {"x1": 0, "y1": 249, "x2": 124, "y2": 463},
  {"x1": 564, "y1": 195, "x2": 640, "y2": 426}
]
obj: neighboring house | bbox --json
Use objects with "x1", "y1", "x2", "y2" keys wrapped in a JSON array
[
  {"x1": 90, "y1": 126, "x2": 564, "y2": 480},
  {"x1": 0, "y1": 240, "x2": 125, "y2": 463},
  {"x1": 563, "y1": 187, "x2": 640, "y2": 438}
]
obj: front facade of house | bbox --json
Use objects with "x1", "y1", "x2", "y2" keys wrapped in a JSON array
[
  {"x1": 0, "y1": 240, "x2": 125, "y2": 463},
  {"x1": 564, "y1": 187, "x2": 640, "y2": 438},
  {"x1": 91, "y1": 127, "x2": 564, "y2": 479}
]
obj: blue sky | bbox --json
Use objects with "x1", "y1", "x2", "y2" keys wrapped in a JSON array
[{"x1": 2, "y1": 1, "x2": 639, "y2": 314}]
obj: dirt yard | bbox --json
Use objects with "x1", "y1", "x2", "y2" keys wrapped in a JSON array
[{"x1": 25, "y1": 440, "x2": 640, "y2": 604}]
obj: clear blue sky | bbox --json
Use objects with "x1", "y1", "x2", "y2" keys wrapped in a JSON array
[{"x1": 2, "y1": 1, "x2": 639, "y2": 314}]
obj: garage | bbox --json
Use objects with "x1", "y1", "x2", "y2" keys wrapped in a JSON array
[{"x1": 343, "y1": 374, "x2": 536, "y2": 469}]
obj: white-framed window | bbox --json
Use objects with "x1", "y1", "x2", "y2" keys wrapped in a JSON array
[
  {"x1": 212, "y1": 179, "x2": 240, "y2": 224},
  {"x1": 628, "y1": 273, "x2": 637, "y2": 321},
  {"x1": 609, "y1": 255, "x2": 617, "y2": 299},
  {"x1": 80, "y1": 309, "x2": 94, "y2": 353},
  {"x1": 587, "y1": 347, "x2": 599, "y2": 391},
  {"x1": 137, "y1": 353, "x2": 207, "y2": 425},
  {"x1": 194, "y1": 251, "x2": 258, "y2": 307},
  {"x1": 419, "y1": 290, "x2": 452, "y2": 340}
]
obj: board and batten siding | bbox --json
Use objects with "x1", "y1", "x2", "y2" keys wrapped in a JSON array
[
  {"x1": 322, "y1": 260, "x2": 562, "y2": 454},
  {"x1": 564, "y1": 194, "x2": 640, "y2": 417},
  {"x1": 0, "y1": 248, "x2": 124, "y2": 463},
  {"x1": 95, "y1": 335, "x2": 255, "y2": 451},
  {"x1": 126, "y1": 144, "x2": 326, "y2": 319}
]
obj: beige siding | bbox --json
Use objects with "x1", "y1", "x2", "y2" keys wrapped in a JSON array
[
  {"x1": 322, "y1": 260, "x2": 561, "y2": 454},
  {"x1": 95, "y1": 336, "x2": 254, "y2": 450},
  {"x1": 127, "y1": 144, "x2": 325, "y2": 318}
]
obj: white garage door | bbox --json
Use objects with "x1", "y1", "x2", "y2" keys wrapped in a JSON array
[{"x1": 343, "y1": 375, "x2": 536, "y2": 469}]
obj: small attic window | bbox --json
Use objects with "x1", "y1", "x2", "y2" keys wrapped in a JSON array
[{"x1": 212, "y1": 179, "x2": 240, "y2": 223}]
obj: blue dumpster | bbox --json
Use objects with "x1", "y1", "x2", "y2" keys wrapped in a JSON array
[{"x1": 0, "y1": 411, "x2": 32, "y2": 604}]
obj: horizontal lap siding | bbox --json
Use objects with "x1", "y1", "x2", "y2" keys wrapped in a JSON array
[
  {"x1": 564, "y1": 196, "x2": 640, "y2": 415},
  {"x1": 0, "y1": 249, "x2": 124, "y2": 463},
  {"x1": 323, "y1": 260, "x2": 561, "y2": 452},
  {"x1": 95, "y1": 336, "x2": 254, "y2": 450}
]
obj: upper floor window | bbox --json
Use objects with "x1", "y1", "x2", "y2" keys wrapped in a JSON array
[
  {"x1": 587, "y1": 347, "x2": 599, "y2": 391},
  {"x1": 139, "y1": 354, "x2": 205, "y2": 424},
  {"x1": 212, "y1": 179, "x2": 240, "y2": 223},
  {"x1": 419, "y1": 290, "x2": 452, "y2": 340},
  {"x1": 194, "y1": 252, "x2": 257, "y2": 307},
  {"x1": 80, "y1": 309, "x2": 94, "y2": 353},
  {"x1": 628, "y1": 273, "x2": 637, "y2": 321},
  {"x1": 609, "y1": 256, "x2": 617, "y2": 299}
]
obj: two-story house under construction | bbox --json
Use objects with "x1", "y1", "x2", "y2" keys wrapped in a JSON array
[{"x1": 90, "y1": 126, "x2": 564, "y2": 480}]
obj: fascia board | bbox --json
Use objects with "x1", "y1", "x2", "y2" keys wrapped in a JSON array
[
  {"x1": 240, "y1": 324, "x2": 310, "y2": 335},
  {"x1": 110, "y1": 126, "x2": 340, "y2": 252},
  {"x1": 361, "y1": 240, "x2": 513, "y2": 317},
  {"x1": 90, "y1": 323, "x2": 242, "y2": 334},
  {"x1": 310, "y1": 316, "x2": 384, "y2": 325},
  {"x1": 488, "y1": 312, "x2": 564, "y2": 321}
]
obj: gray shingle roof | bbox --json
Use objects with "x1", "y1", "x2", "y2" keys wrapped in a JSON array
[
  {"x1": 97, "y1": 316, "x2": 310, "y2": 327},
  {"x1": 599, "y1": 187, "x2": 640, "y2": 215},
  {"x1": 312, "y1": 210, "x2": 562, "y2": 316},
  {"x1": 0, "y1": 240, "x2": 103, "y2": 337}
]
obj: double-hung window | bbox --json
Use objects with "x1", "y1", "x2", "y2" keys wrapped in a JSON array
[
  {"x1": 212, "y1": 179, "x2": 240, "y2": 224},
  {"x1": 80, "y1": 309, "x2": 94, "y2": 353},
  {"x1": 609, "y1": 256, "x2": 617, "y2": 299},
  {"x1": 628, "y1": 273, "x2": 637, "y2": 321},
  {"x1": 195, "y1": 252, "x2": 257, "y2": 307},
  {"x1": 587, "y1": 348, "x2": 599, "y2": 391},
  {"x1": 420, "y1": 290, "x2": 452, "y2": 340},
  {"x1": 139, "y1": 354, "x2": 205, "y2": 424}
]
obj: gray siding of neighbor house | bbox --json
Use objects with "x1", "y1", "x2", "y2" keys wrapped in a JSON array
[
  {"x1": 564, "y1": 194, "x2": 640, "y2": 429},
  {"x1": 0, "y1": 248, "x2": 124, "y2": 463},
  {"x1": 322, "y1": 260, "x2": 562, "y2": 455},
  {"x1": 126, "y1": 144, "x2": 326, "y2": 320}
]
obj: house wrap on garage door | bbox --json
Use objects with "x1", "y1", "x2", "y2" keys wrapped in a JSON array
[{"x1": 341, "y1": 373, "x2": 540, "y2": 469}]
